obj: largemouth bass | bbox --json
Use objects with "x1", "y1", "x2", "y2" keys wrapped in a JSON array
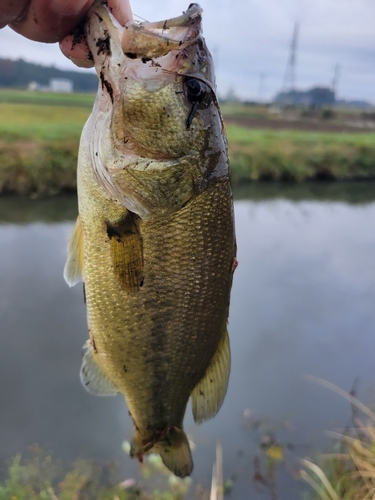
[{"x1": 64, "y1": 0, "x2": 236, "y2": 478}]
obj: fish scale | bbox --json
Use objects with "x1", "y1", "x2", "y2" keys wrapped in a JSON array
[{"x1": 81, "y1": 179, "x2": 234, "y2": 426}]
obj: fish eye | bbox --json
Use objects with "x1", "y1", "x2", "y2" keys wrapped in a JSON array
[
  {"x1": 184, "y1": 78, "x2": 210, "y2": 129},
  {"x1": 185, "y1": 78, "x2": 207, "y2": 104}
]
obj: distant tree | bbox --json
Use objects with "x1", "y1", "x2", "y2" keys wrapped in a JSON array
[{"x1": 0, "y1": 58, "x2": 97, "y2": 92}]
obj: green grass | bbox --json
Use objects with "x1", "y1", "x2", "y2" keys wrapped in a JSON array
[
  {"x1": 0, "y1": 88, "x2": 95, "y2": 108},
  {"x1": 226, "y1": 125, "x2": 375, "y2": 183},
  {"x1": 0, "y1": 102, "x2": 90, "y2": 140},
  {"x1": 1, "y1": 94, "x2": 375, "y2": 194}
]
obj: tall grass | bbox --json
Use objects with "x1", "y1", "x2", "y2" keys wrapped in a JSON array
[
  {"x1": 0, "y1": 100, "x2": 87, "y2": 194},
  {"x1": 301, "y1": 378, "x2": 375, "y2": 500},
  {"x1": 0, "y1": 137, "x2": 78, "y2": 194}
]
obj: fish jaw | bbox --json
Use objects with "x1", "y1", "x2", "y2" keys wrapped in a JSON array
[{"x1": 81, "y1": 2, "x2": 228, "y2": 220}]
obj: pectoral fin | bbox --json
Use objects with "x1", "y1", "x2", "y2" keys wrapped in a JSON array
[
  {"x1": 191, "y1": 329, "x2": 231, "y2": 424},
  {"x1": 64, "y1": 216, "x2": 84, "y2": 287},
  {"x1": 80, "y1": 341, "x2": 119, "y2": 396},
  {"x1": 106, "y1": 212, "x2": 143, "y2": 293}
]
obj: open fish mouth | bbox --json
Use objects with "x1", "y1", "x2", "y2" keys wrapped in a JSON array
[
  {"x1": 85, "y1": 2, "x2": 213, "y2": 90},
  {"x1": 121, "y1": 3, "x2": 203, "y2": 61}
]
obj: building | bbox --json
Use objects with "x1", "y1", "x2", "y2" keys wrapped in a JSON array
[
  {"x1": 274, "y1": 86, "x2": 335, "y2": 107},
  {"x1": 28, "y1": 78, "x2": 73, "y2": 93},
  {"x1": 50, "y1": 78, "x2": 73, "y2": 93}
]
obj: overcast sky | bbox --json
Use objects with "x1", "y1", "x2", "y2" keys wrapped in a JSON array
[{"x1": 1, "y1": 0, "x2": 375, "y2": 103}]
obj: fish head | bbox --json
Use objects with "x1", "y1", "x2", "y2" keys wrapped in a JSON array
[{"x1": 83, "y1": 2, "x2": 229, "y2": 219}]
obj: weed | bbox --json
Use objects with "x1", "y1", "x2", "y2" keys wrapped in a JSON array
[{"x1": 301, "y1": 377, "x2": 375, "y2": 500}]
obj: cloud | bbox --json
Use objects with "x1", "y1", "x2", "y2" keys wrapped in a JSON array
[{"x1": 0, "y1": 27, "x2": 72, "y2": 69}]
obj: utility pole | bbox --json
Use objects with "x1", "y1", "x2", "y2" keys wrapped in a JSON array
[
  {"x1": 258, "y1": 72, "x2": 266, "y2": 103},
  {"x1": 331, "y1": 63, "x2": 340, "y2": 100},
  {"x1": 282, "y1": 23, "x2": 299, "y2": 104}
]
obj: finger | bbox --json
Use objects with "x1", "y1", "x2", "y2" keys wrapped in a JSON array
[
  {"x1": 0, "y1": 0, "x2": 29, "y2": 29},
  {"x1": 60, "y1": 0, "x2": 133, "y2": 67},
  {"x1": 9, "y1": 0, "x2": 93, "y2": 43},
  {"x1": 107, "y1": 0, "x2": 133, "y2": 26},
  {"x1": 60, "y1": 30, "x2": 95, "y2": 68}
]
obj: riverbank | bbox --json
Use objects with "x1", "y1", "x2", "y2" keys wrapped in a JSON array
[
  {"x1": 227, "y1": 126, "x2": 375, "y2": 183},
  {"x1": 2, "y1": 91, "x2": 375, "y2": 194},
  {"x1": 3, "y1": 128, "x2": 375, "y2": 195}
]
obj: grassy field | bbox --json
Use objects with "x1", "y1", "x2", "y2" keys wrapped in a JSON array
[
  {"x1": 1, "y1": 88, "x2": 375, "y2": 194},
  {"x1": 0, "y1": 88, "x2": 95, "y2": 108}
]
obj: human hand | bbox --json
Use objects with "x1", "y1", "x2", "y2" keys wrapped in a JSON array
[{"x1": 0, "y1": 0, "x2": 132, "y2": 68}]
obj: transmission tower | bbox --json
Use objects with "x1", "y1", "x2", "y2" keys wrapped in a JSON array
[{"x1": 282, "y1": 23, "x2": 299, "y2": 98}]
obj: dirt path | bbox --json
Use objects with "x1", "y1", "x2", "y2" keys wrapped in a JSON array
[{"x1": 223, "y1": 115, "x2": 375, "y2": 133}]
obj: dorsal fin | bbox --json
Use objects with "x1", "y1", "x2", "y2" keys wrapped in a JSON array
[
  {"x1": 191, "y1": 328, "x2": 231, "y2": 424},
  {"x1": 64, "y1": 216, "x2": 84, "y2": 287},
  {"x1": 106, "y1": 212, "x2": 143, "y2": 293}
]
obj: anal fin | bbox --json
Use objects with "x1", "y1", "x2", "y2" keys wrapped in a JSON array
[
  {"x1": 80, "y1": 341, "x2": 119, "y2": 396},
  {"x1": 191, "y1": 329, "x2": 231, "y2": 424},
  {"x1": 106, "y1": 212, "x2": 143, "y2": 293},
  {"x1": 64, "y1": 215, "x2": 84, "y2": 287}
]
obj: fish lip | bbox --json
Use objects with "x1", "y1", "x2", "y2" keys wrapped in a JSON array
[
  {"x1": 131, "y1": 3, "x2": 202, "y2": 35},
  {"x1": 121, "y1": 4, "x2": 203, "y2": 61}
]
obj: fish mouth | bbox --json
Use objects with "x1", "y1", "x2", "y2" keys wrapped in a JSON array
[
  {"x1": 121, "y1": 4, "x2": 203, "y2": 61},
  {"x1": 85, "y1": 2, "x2": 212, "y2": 95},
  {"x1": 118, "y1": 3, "x2": 213, "y2": 93}
]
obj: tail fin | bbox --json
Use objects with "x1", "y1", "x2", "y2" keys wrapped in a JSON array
[{"x1": 131, "y1": 426, "x2": 193, "y2": 478}]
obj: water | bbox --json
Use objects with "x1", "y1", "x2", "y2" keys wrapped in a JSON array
[{"x1": 1, "y1": 183, "x2": 375, "y2": 498}]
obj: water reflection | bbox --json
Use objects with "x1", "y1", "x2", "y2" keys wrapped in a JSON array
[
  {"x1": 1, "y1": 183, "x2": 375, "y2": 499},
  {"x1": 0, "y1": 194, "x2": 78, "y2": 223},
  {"x1": 234, "y1": 180, "x2": 375, "y2": 204},
  {"x1": 0, "y1": 223, "x2": 129, "y2": 466}
]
